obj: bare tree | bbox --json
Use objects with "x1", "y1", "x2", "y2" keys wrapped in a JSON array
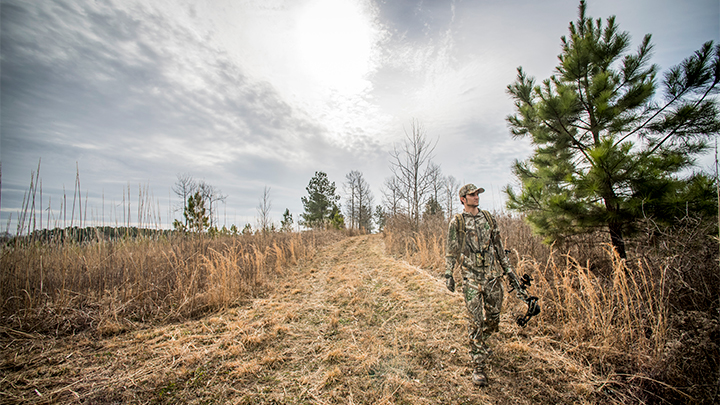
[
  {"x1": 257, "y1": 185, "x2": 272, "y2": 233},
  {"x1": 344, "y1": 170, "x2": 375, "y2": 232},
  {"x1": 344, "y1": 171, "x2": 359, "y2": 229},
  {"x1": 427, "y1": 162, "x2": 444, "y2": 218},
  {"x1": 198, "y1": 181, "x2": 227, "y2": 228},
  {"x1": 172, "y1": 173, "x2": 197, "y2": 228},
  {"x1": 443, "y1": 175, "x2": 461, "y2": 218},
  {"x1": 356, "y1": 173, "x2": 374, "y2": 232},
  {"x1": 381, "y1": 176, "x2": 404, "y2": 217},
  {"x1": 388, "y1": 119, "x2": 437, "y2": 229}
]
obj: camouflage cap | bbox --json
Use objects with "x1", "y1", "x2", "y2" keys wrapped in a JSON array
[{"x1": 459, "y1": 183, "x2": 485, "y2": 197}]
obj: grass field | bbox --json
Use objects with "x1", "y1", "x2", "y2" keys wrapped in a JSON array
[{"x1": 1, "y1": 214, "x2": 718, "y2": 404}]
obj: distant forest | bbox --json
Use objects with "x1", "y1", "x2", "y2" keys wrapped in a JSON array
[{"x1": 4, "y1": 226, "x2": 174, "y2": 244}]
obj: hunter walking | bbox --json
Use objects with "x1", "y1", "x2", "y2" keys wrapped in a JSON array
[{"x1": 444, "y1": 184, "x2": 528, "y2": 386}]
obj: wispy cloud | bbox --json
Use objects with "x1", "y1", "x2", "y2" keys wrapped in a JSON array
[
  {"x1": 1, "y1": 0, "x2": 354, "y2": 224},
  {"x1": 2, "y1": 0, "x2": 717, "y2": 231}
]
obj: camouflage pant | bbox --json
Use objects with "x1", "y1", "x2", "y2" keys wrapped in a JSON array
[{"x1": 463, "y1": 272, "x2": 504, "y2": 370}]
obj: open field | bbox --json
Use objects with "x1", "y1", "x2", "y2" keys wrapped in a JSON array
[
  {"x1": 1, "y1": 234, "x2": 620, "y2": 404},
  {"x1": 1, "y1": 215, "x2": 718, "y2": 404}
]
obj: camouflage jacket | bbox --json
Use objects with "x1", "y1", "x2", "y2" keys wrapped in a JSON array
[{"x1": 445, "y1": 210, "x2": 512, "y2": 281}]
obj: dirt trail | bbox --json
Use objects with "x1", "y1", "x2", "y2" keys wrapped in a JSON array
[{"x1": 2, "y1": 234, "x2": 595, "y2": 404}]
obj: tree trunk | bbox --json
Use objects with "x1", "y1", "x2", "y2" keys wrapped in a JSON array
[
  {"x1": 608, "y1": 221, "x2": 627, "y2": 260},
  {"x1": 603, "y1": 187, "x2": 627, "y2": 260}
]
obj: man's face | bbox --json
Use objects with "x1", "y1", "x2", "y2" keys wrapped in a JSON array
[{"x1": 461, "y1": 191, "x2": 479, "y2": 208}]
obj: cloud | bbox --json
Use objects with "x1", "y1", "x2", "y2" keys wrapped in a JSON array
[
  {"x1": 2, "y1": 0, "x2": 717, "y2": 232},
  {"x1": 1, "y1": 0, "x2": 358, "y2": 231}
]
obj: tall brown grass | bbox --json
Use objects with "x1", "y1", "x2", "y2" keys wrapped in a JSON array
[
  {"x1": 0, "y1": 230, "x2": 340, "y2": 336},
  {"x1": 383, "y1": 213, "x2": 446, "y2": 271},
  {"x1": 384, "y1": 212, "x2": 719, "y2": 404}
]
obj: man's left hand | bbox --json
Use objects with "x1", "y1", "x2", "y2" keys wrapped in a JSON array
[{"x1": 445, "y1": 274, "x2": 455, "y2": 292}]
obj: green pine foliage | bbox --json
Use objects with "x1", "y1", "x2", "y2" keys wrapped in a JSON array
[
  {"x1": 423, "y1": 196, "x2": 443, "y2": 219},
  {"x1": 329, "y1": 205, "x2": 345, "y2": 230},
  {"x1": 185, "y1": 191, "x2": 210, "y2": 233},
  {"x1": 300, "y1": 171, "x2": 343, "y2": 229},
  {"x1": 281, "y1": 208, "x2": 294, "y2": 232},
  {"x1": 505, "y1": 0, "x2": 720, "y2": 258},
  {"x1": 374, "y1": 205, "x2": 387, "y2": 232}
]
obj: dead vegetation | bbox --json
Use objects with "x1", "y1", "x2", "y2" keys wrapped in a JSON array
[
  {"x1": 0, "y1": 230, "x2": 339, "y2": 336},
  {"x1": 1, "y1": 213, "x2": 717, "y2": 404},
  {"x1": 385, "y1": 212, "x2": 720, "y2": 404},
  {"x1": 2, "y1": 234, "x2": 614, "y2": 404}
]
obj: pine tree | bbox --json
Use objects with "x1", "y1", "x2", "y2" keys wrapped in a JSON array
[
  {"x1": 506, "y1": 1, "x2": 720, "y2": 258},
  {"x1": 184, "y1": 191, "x2": 209, "y2": 233},
  {"x1": 329, "y1": 205, "x2": 345, "y2": 230},
  {"x1": 374, "y1": 205, "x2": 387, "y2": 232},
  {"x1": 300, "y1": 171, "x2": 341, "y2": 229},
  {"x1": 423, "y1": 196, "x2": 443, "y2": 220},
  {"x1": 280, "y1": 208, "x2": 294, "y2": 232}
]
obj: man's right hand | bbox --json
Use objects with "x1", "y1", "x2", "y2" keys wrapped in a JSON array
[{"x1": 445, "y1": 274, "x2": 455, "y2": 292}]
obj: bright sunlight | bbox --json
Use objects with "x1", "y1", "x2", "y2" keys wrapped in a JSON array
[{"x1": 295, "y1": 0, "x2": 376, "y2": 95}]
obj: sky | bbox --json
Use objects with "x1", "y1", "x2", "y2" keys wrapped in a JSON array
[{"x1": 1, "y1": 0, "x2": 718, "y2": 233}]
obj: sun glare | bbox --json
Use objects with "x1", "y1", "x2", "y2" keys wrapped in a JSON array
[{"x1": 295, "y1": 0, "x2": 375, "y2": 95}]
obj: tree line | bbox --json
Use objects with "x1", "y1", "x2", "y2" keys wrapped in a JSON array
[{"x1": 170, "y1": 131, "x2": 457, "y2": 235}]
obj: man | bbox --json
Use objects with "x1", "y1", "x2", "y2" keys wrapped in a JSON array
[{"x1": 445, "y1": 183, "x2": 528, "y2": 387}]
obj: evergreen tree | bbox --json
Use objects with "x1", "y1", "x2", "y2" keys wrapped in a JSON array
[
  {"x1": 423, "y1": 196, "x2": 444, "y2": 220},
  {"x1": 506, "y1": 1, "x2": 720, "y2": 258},
  {"x1": 280, "y1": 208, "x2": 294, "y2": 232},
  {"x1": 300, "y1": 171, "x2": 341, "y2": 229},
  {"x1": 172, "y1": 219, "x2": 186, "y2": 232},
  {"x1": 184, "y1": 191, "x2": 209, "y2": 233},
  {"x1": 374, "y1": 205, "x2": 387, "y2": 232},
  {"x1": 329, "y1": 205, "x2": 345, "y2": 230}
]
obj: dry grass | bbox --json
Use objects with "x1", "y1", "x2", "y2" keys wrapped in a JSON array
[
  {"x1": 0, "y1": 230, "x2": 339, "y2": 336},
  {"x1": 383, "y1": 214, "x2": 446, "y2": 271},
  {"x1": 1, "y1": 213, "x2": 717, "y2": 404},
  {"x1": 384, "y1": 212, "x2": 720, "y2": 404},
  {"x1": 1, "y1": 234, "x2": 611, "y2": 404}
]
